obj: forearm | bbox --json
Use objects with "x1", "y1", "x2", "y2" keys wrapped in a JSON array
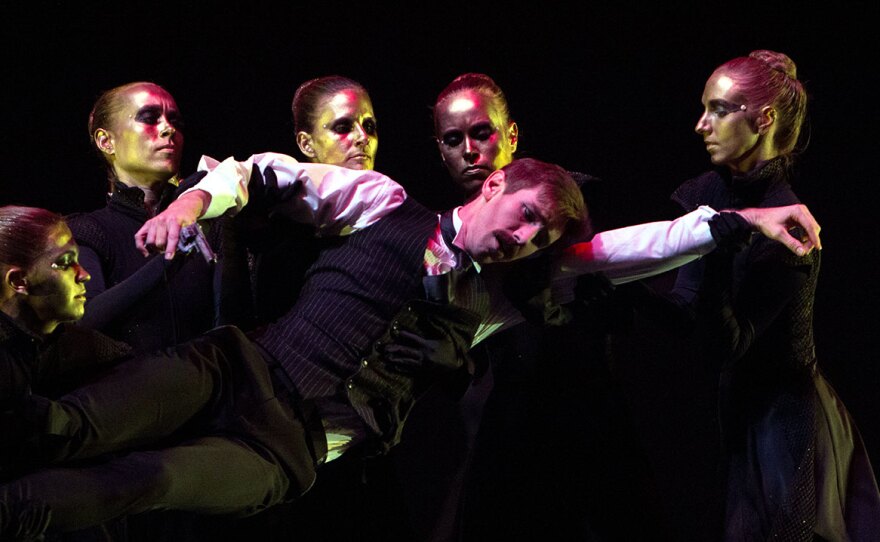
[
  {"x1": 555, "y1": 206, "x2": 718, "y2": 284},
  {"x1": 79, "y1": 255, "x2": 173, "y2": 332},
  {"x1": 187, "y1": 152, "x2": 406, "y2": 232}
]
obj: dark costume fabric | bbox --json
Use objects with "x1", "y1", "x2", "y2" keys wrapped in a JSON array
[
  {"x1": 457, "y1": 175, "x2": 667, "y2": 541},
  {"x1": 671, "y1": 159, "x2": 880, "y2": 541},
  {"x1": 0, "y1": 313, "x2": 133, "y2": 540},
  {"x1": 64, "y1": 175, "x2": 253, "y2": 541},
  {"x1": 66, "y1": 176, "x2": 250, "y2": 354},
  {"x1": 0, "y1": 314, "x2": 130, "y2": 405},
  {"x1": 393, "y1": 173, "x2": 668, "y2": 541},
  {"x1": 1, "y1": 198, "x2": 481, "y2": 534}
]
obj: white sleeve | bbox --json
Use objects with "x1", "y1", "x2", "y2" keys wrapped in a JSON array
[
  {"x1": 553, "y1": 206, "x2": 719, "y2": 284},
  {"x1": 185, "y1": 152, "x2": 407, "y2": 235}
]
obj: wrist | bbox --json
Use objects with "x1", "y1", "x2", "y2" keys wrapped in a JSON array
[
  {"x1": 709, "y1": 211, "x2": 752, "y2": 251},
  {"x1": 184, "y1": 190, "x2": 211, "y2": 218}
]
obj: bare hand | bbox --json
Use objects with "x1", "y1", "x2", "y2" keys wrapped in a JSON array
[
  {"x1": 135, "y1": 191, "x2": 210, "y2": 259},
  {"x1": 737, "y1": 204, "x2": 822, "y2": 256}
]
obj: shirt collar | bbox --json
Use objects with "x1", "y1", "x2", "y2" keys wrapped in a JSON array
[{"x1": 450, "y1": 207, "x2": 481, "y2": 273}]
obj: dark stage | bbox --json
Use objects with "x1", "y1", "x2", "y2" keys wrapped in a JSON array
[{"x1": 2, "y1": 3, "x2": 878, "y2": 540}]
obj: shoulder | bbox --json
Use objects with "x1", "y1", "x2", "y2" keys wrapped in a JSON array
[
  {"x1": 671, "y1": 170, "x2": 724, "y2": 211},
  {"x1": 66, "y1": 210, "x2": 110, "y2": 252},
  {"x1": 56, "y1": 324, "x2": 132, "y2": 360}
]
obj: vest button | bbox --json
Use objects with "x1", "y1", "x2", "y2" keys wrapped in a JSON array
[{"x1": 361, "y1": 358, "x2": 369, "y2": 367}]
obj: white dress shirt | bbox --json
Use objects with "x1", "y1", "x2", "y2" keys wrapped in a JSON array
[{"x1": 188, "y1": 151, "x2": 720, "y2": 343}]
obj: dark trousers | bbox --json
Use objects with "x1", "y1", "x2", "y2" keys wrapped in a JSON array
[{"x1": 1, "y1": 326, "x2": 319, "y2": 532}]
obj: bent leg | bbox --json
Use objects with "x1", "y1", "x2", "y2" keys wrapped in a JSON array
[
  {"x1": 24, "y1": 326, "x2": 273, "y2": 465},
  {"x1": 1, "y1": 435, "x2": 291, "y2": 533}
]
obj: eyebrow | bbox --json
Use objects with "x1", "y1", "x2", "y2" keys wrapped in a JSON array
[
  {"x1": 530, "y1": 202, "x2": 549, "y2": 227},
  {"x1": 136, "y1": 104, "x2": 179, "y2": 116},
  {"x1": 707, "y1": 98, "x2": 740, "y2": 109}
]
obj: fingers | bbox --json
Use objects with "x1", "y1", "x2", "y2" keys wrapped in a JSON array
[
  {"x1": 775, "y1": 204, "x2": 822, "y2": 256},
  {"x1": 774, "y1": 227, "x2": 810, "y2": 257},
  {"x1": 739, "y1": 205, "x2": 822, "y2": 257},
  {"x1": 134, "y1": 223, "x2": 151, "y2": 257},
  {"x1": 164, "y1": 222, "x2": 182, "y2": 260},
  {"x1": 133, "y1": 216, "x2": 181, "y2": 259},
  {"x1": 264, "y1": 166, "x2": 279, "y2": 194},
  {"x1": 793, "y1": 204, "x2": 822, "y2": 251},
  {"x1": 133, "y1": 192, "x2": 206, "y2": 259}
]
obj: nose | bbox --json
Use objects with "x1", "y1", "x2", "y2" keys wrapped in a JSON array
[
  {"x1": 512, "y1": 223, "x2": 541, "y2": 245},
  {"x1": 353, "y1": 123, "x2": 369, "y2": 146},
  {"x1": 159, "y1": 117, "x2": 177, "y2": 138},
  {"x1": 695, "y1": 111, "x2": 711, "y2": 135},
  {"x1": 463, "y1": 136, "x2": 478, "y2": 162},
  {"x1": 75, "y1": 263, "x2": 91, "y2": 283}
]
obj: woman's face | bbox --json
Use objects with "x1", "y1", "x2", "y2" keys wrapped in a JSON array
[
  {"x1": 434, "y1": 89, "x2": 517, "y2": 198},
  {"x1": 99, "y1": 84, "x2": 184, "y2": 186},
  {"x1": 22, "y1": 224, "x2": 90, "y2": 333},
  {"x1": 299, "y1": 88, "x2": 378, "y2": 170},
  {"x1": 694, "y1": 71, "x2": 764, "y2": 173}
]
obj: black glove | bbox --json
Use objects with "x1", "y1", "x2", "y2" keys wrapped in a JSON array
[
  {"x1": 377, "y1": 299, "x2": 479, "y2": 377},
  {"x1": 233, "y1": 165, "x2": 304, "y2": 251},
  {"x1": 380, "y1": 327, "x2": 474, "y2": 377}
]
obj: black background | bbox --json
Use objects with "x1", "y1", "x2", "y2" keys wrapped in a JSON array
[{"x1": 2, "y1": 2, "x2": 878, "y2": 538}]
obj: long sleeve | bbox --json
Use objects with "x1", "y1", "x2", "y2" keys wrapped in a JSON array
[
  {"x1": 553, "y1": 205, "x2": 718, "y2": 284},
  {"x1": 188, "y1": 152, "x2": 407, "y2": 235},
  {"x1": 78, "y1": 246, "x2": 180, "y2": 332},
  {"x1": 699, "y1": 245, "x2": 813, "y2": 364}
]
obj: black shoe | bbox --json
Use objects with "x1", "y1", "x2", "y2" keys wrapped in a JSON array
[{"x1": 0, "y1": 500, "x2": 51, "y2": 541}]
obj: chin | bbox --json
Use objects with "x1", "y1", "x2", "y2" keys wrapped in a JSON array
[{"x1": 457, "y1": 178, "x2": 483, "y2": 196}]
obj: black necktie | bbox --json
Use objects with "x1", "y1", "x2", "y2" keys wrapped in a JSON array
[{"x1": 440, "y1": 210, "x2": 471, "y2": 272}]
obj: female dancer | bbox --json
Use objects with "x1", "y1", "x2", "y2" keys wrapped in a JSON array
[
  {"x1": 675, "y1": 50, "x2": 880, "y2": 540},
  {"x1": 250, "y1": 75, "x2": 379, "y2": 325},
  {"x1": 0, "y1": 206, "x2": 131, "y2": 540},
  {"x1": 66, "y1": 82, "x2": 246, "y2": 353}
]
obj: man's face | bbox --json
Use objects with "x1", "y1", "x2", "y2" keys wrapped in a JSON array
[
  {"x1": 435, "y1": 90, "x2": 517, "y2": 198},
  {"x1": 103, "y1": 84, "x2": 184, "y2": 184},
  {"x1": 458, "y1": 172, "x2": 561, "y2": 265}
]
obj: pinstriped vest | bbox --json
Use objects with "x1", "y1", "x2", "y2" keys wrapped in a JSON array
[{"x1": 253, "y1": 198, "x2": 482, "y2": 451}]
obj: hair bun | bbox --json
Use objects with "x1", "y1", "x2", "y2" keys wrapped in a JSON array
[{"x1": 750, "y1": 49, "x2": 798, "y2": 79}]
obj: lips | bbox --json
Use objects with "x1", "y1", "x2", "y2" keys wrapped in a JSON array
[{"x1": 462, "y1": 165, "x2": 490, "y2": 177}]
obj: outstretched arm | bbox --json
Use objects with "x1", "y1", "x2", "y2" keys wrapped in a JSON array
[
  {"x1": 554, "y1": 204, "x2": 821, "y2": 283},
  {"x1": 135, "y1": 152, "x2": 406, "y2": 259}
]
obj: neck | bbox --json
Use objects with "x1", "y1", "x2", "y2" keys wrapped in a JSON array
[
  {"x1": 455, "y1": 199, "x2": 482, "y2": 253},
  {"x1": 115, "y1": 175, "x2": 173, "y2": 215},
  {"x1": 0, "y1": 302, "x2": 55, "y2": 337},
  {"x1": 729, "y1": 134, "x2": 780, "y2": 174}
]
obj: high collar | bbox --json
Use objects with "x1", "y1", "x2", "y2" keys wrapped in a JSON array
[
  {"x1": 0, "y1": 310, "x2": 44, "y2": 347},
  {"x1": 672, "y1": 157, "x2": 797, "y2": 211},
  {"x1": 107, "y1": 179, "x2": 179, "y2": 219}
]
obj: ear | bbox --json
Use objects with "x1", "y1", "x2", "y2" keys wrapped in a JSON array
[
  {"x1": 94, "y1": 129, "x2": 115, "y2": 156},
  {"x1": 297, "y1": 132, "x2": 317, "y2": 159},
  {"x1": 507, "y1": 121, "x2": 519, "y2": 153},
  {"x1": 5, "y1": 267, "x2": 29, "y2": 295},
  {"x1": 756, "y1": 106, "x2": 777, "y2": 135},
  {"x1": 481, "y1": 169, "x2": 507, "y2": 201}
]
